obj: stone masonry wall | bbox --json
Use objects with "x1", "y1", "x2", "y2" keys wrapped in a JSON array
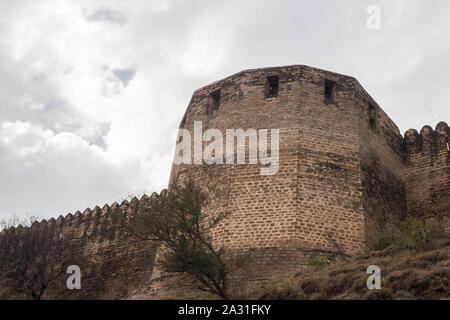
[
  {"x1": 167, "y1": 65, "x2": 427, "y2": 292},
  {"x1": 167, "y1": 65, "x2": 448, "y2": 294},
  {"x1": 0, "y1": 194, "x2": 160, "y2": 299},
  {"x1": 353, "y1": 81, "x2": 408, "y2": 247},
  {"x1": 404, "y1": 122, "x2": 450, "y2": 232},
  {"x1": 294, "y1": 67, "x2": 365, "y2": 255}
]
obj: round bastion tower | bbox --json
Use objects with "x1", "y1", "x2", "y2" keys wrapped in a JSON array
[{"x1": 167, "y1": 65, "x2": 408, "y2": 287}]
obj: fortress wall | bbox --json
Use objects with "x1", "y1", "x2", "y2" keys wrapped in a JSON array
[
  {"x1": 211, "y1": 67, "x2": 302, "y2": 250},
  {"x1": 404, "y1": 122, "x2": 450, "y2": 232},
  {"x1": 352, "y1": 83, "x2": 407, "y2": 247},
  {"x1": 294, "y1": 68, "x2": 366, "y2": 254},
  {"x1": 170, "y1": 66, "x2": 359, "y2": 287},
  {"x1": 169, "y1": 66, "x2": 305, "y2": 283},
  {"x1": 170, "y1": 65, "x2": 377, "y2": 261},
  {"x1": 0, "y1": 196, "x2": 157, "y2": 299},
  {"x1": 135, "y1": 246, "x2": 341, "y2": 300}
]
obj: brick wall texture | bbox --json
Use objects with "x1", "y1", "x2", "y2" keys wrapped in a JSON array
[{"x1": 1, "y1": 65, "x2": 448, "y2": 299}]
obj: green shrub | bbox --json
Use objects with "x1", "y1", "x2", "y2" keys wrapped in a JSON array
[
  {"x1": 375, "y1": 236, "x2": 396, "y2": 251},
  {"x1": 307, "y1": 258, "x2": 328, "y2": 268},
  {"x1": 376, "y1": 217, "x2": 443, "y2": 252}
]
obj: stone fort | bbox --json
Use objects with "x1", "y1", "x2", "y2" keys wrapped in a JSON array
[{"x1": 0, "y1": 65, "x2": 448, "y2": 299}]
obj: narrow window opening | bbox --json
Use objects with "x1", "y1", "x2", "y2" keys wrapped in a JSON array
[
  {"x1": 208, "y1": 89, "x2": 221, "y2": 115},
  {"x1": 447, "y1": 142, "x2": 449, "y2": 152},
  {"x1": 266, "y1": 76, "x2": 279, "y2": 98},
  {"x1": 324, "y1": 79, "x2": 336, "y2": 104}
]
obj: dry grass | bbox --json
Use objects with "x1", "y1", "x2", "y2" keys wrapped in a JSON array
[{"x1": 252, "y1": 238, "x2": 450, "y2": 300}]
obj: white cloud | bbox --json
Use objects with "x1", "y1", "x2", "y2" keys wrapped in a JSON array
[{"x1": 0, "y1": 120, "x2": 162, "y2": 218}]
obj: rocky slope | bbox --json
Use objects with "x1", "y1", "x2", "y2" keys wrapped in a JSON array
[{"x1": 255, "y1": 238, "x2": 450, "y2": 300}]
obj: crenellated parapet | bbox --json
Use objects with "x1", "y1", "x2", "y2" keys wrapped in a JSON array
[
  {"x1": 403, "y1": 121, "x2": 449, "y2": 231},
  {"x1": 404, "y1": 121, "x2": 449, "y2": 162},
  {"x1": 6, "y1": 190, "x2": 172, "y2": 242},
  {"x1": 0, "y1": 190, "x2": 167, "y2": 299}
]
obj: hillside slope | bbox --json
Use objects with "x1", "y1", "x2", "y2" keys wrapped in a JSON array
[{"x1": 255, "y1": 239, "x2": 450, "y2": 300}]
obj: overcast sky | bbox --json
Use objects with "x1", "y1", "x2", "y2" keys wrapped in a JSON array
[{"x1": 0, "y1": 0, "x2": 449, "y2": 219}]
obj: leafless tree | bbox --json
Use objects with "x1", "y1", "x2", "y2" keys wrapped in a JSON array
[
  {"x1": 115, "y1": 179, "x2": 248, "y2": 299},
  {"x1": 0, "y1": 215, "x2": 79, "y2": 300}
]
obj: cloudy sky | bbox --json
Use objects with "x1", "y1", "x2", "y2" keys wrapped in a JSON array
[{"x1": 0, "y1": 0, "x2": 449, "y2": 219}]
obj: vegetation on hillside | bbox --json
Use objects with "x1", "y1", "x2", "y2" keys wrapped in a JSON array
[{"x1": 254, "y1": 219, "x2": 449, "y2": 300}]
